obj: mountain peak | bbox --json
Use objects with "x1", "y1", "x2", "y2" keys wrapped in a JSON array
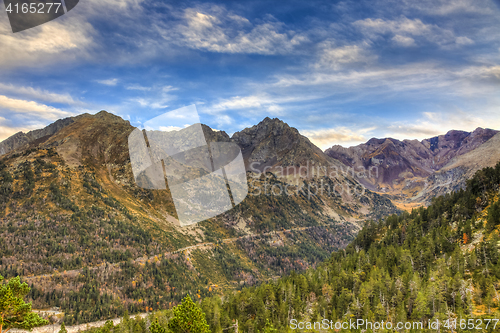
[
  {"x1": 94, "y1": 110, "x2": 128, "y2": 123},
  {"x1": 255, "y1": 116, "x2": 288, "y2": 128},
  {"x1": 469, "y1": 127, "x2": 497, "y2": 138},
  {"x1": 232, "y1": 117, "x2": 334, "y2": 171},
  {"x1": 96, "y1": 109, "x2": 112, "y2": 116}
]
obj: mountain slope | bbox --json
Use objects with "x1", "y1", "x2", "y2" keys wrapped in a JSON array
[
  {"x1": 200, "y1": 162, "x2": 500, "y2": 332},
  {"x1": 421, "y1": 132, "x2": 500, "y2": 203}
]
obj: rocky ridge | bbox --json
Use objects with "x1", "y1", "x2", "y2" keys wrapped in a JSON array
[{"x1": 325, "y1": 127, "x2": 499, "y2": 205}]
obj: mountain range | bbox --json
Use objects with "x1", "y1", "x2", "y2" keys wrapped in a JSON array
[
  {"x1": 0, "y1": 111, "x2": 395, "y2": 324},
  {"x1": 0, "y1": 111, "x2": 499, "y2": 324},
  {"x1": 325, "y1": 127, "x2": 500, "y2": 208},
  {"x1": 2, "y1": 113, "x2": 498, "y2": 209}
]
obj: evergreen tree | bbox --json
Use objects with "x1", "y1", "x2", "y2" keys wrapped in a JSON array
[
  {"x1": 167, "y1": 295, "x2": 210, "y2": 333},
  {"x1": 149, "y1": 318, "x2": 166, "y2": 333},
  {"x1": 413, "y1": 291, "x2": 430, "y2": 323},
  {"x1": 59, "y1": 322, "x2": 68, "y2": 333},
  {"x1": 0, "y1": 275, "x2": 48, "y2": 333},
  {"x1": 258, "y1": 319, "x2": 277, "y2": 333},
  {"x1": 120, "y1": 310, "x2": 130, "y2": 333}
]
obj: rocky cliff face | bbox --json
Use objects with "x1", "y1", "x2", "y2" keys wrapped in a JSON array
[
  {"x1": 420, "y1": 128, "x2": 499, "y2": 169},
  {"x1": 326, "y1": 137, "x2": 433, "y2": 188},
  {"x1": 420, "y1": 132, "x2": 500, "y2": 203}
]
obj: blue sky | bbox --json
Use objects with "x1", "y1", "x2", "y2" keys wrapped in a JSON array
[{"x1": 0, "y1": 0, "x2": 499, "y2": 148}]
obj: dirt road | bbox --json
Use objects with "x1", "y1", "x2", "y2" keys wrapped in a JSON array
[{"x1": 11, "y1": 313, "x2": 149, "y2": 333}]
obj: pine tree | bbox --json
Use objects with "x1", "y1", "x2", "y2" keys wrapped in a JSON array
[
  {"x1": 58, "y1": 322, "x2": 68, "y2": 333},
  {"x1": 167, "y1": 295, "x2": 210, "y2": 333},
  {"x1": 259, "y1": 319, "x2": 277, "y2": 333},
  {"x1": 149, "y1": 318, "x2": 166, "y2": 333},
  {"x1": 413, "y1": 291, "x2": 430, "y2": 323},
  {"x1": 0, "y1": 275, "x2": 48, "y2": 333},
  {"x1": 120, "y1": 310, "x2": 131, "y2": 333}
]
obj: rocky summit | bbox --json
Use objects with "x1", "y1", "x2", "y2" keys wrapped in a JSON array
[{"x1": 232, "y1": 117, "x2": 336, "y2": 171}]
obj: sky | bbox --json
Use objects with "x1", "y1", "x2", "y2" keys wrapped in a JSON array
[{"x1": 0, "y1": 0, "x2": 499, "y2": 149}]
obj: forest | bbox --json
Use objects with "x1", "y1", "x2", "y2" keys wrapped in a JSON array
[
  {"x1": 0, "y1": 148, "x2": 359, "y2": 325},
  {"x1": 1, "y1": 159, "x2": 500, "y2": 332},
  {"x1": 72, "y1": 163, "x2": 500, "y2": 332}
]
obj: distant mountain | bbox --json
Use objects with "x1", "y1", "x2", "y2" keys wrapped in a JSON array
[
  {"x1": 325, "y1": 127, "x2": 499, "y2": 205},
  {"x1": 0, "y1": 116, "x2": 76, "y2": 155},
  {"x1": 422, "y1": 132, "x2": 500, "y2": 202},
  {"x1": 3, "y1": 111, "x2": 496, "y2": 325},
  {"x1": 420, "y1": 128, "x2": 498, "y2": 169}
]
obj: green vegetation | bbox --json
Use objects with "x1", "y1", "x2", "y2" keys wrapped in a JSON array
[
  {"x1": 79, "y1": 296, "x2": 211, "y2": 333},
  {"x1": 79, "y1": 162, "x2": 500, "y2": 333},
  {"x1": 0, "y1": 274, "x2": 48, "y2": 333},
  {"x1": 7, "y1": 142, "x2": 499, "y2": 332},
  {"x1": 259, "y1": 320, "x2": 278, "y2": 333},
  {"x1": 194, "y1": 162, "x2": 500, "y2": 332},
  {"x1": 149, "y1": 318, "x2": 166, "y2": 333},
  {"x1": 58, "y1": 322, "x2": 67, "y2": 333},
  {"x1": 168, "y1": 295, "x2": 210, "y2": 333},
  {"x1": 1, "y1": 148, "x2": 363, "y2": 326}
]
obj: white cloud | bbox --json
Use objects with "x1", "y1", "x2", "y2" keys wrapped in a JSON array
[
  {"x1": 301, "y1": 126, "x2": 376, "y2": 149},
  {"x1": 392, "y1": 34, "x2": 416, "y2": 47},
  {"x1": 212, "y1": 95, "x2": 265, "y2": 110},
  {"x1": 126, "y1": 84, "x2": 178, "y2": 92},
  {"x1": 128, "y1": 85, "x2": 178, "y2": 109},
  {"x1": 210, "y1": 94, "x2": 283, "y2": 115},
  {"x1": 0, "y1": 83, "x2": 85, "y2": 106},
  {"x1": 158, "y1": 7, "x2": 308, "y2": 55},
  {"x1": 271, "y1": 62, "x2": 500, "y2": 98},
  {"x1": 455, "y1": 36, "x2": 474, "y2": 45},
  {"x1": 96, "y1": 78, "x2": 119, "y2": 86},
  {"x1": 0, "y1": 17, "x2": 95, "y2": 68},
  {"x1": 86, "y1": 0, "x2": 145, "y2": 11},
  {"x1": 398, "y1": 0, "x2": 497, "y2": 16},
  {"x1": 130, "y1": 98, "x2": 169, "y2": 109},
  {"x1": 126, "y1": 85, "x2": 151, "y2": 91},
  {"x1": 0, "y1": 94, "x2": 76, "y2": 141},
  {"x1": 213, "y1": 114, "x2": 234, "y2": 127},
  {"x1": 384, "y1": 110, "x2": 500, "y2": 140},
  {"x1": 353, "y1": 17, "x2": 470, "y2": 48},
  {"x1": 0, "y1": 95, "x2": 72, "y2": 120},
  {"x1": 0, "y1": 0, "x2": 148, "y2": 69},
  {"x1": 0, "y1": 116, "x2": 42, "y2": 141},
  {"x1": 315, "y1": 43, "x2": 377, "y2": 70},
  {"x1": 162, "y1": 85, "x2": 179, "y2": 92},
  {"x1": 158, "y1": 125, "x2": 188, "y2": 132},
  {"x1": 455, "y1": 65, "x2": 500, "y2": 80},
  {"x1": 273, "y1": 62, "x2": 445, "y2": 90}
]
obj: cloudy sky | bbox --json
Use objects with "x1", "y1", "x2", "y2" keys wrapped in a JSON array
[{"x1": 1, "y1": 0, "x2": 499, "y2": 149}]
